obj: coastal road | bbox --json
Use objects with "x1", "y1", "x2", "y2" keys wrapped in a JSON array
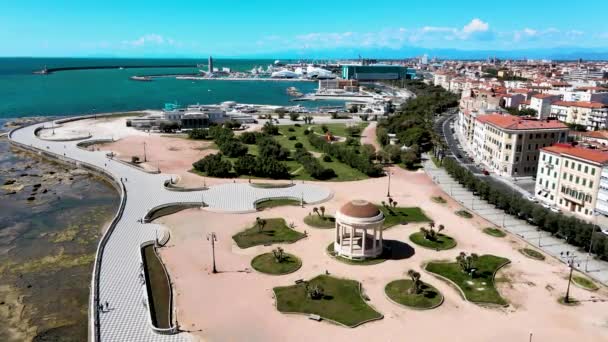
[{"x1": 9, "y1": 119, "x2": 332, "y2": 342}]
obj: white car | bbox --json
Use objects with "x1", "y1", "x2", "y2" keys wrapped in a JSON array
[
  {"x1": 601, "y1": 229, "x2": 608, "y2": 236},
  {"x1": 526, "y1": 195, "x2": 537, "y2": 202},
  {"x1": 541, "y1": 202, "x2": 551, "y2": 209},
  {"x1": 550, "y1": 207, "x2": 561, "y2": 213}
]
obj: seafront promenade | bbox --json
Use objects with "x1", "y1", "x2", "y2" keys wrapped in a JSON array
[{"x1": 8, "y1": 118, "x2": 332, "y2": 342}]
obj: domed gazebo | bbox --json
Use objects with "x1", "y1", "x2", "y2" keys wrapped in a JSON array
[{"x1": 334, "y1": 200, "x2": 385, "y2": 260}]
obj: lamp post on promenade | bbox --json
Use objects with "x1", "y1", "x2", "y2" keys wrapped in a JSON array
[{"x1": 207, "y1": 232, "x2": 218, "y2": 274}]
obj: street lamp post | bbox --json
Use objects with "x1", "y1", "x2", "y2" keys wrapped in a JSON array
[
  {"x1": 143, "y1": 142, "x2": 147, "y2": 162},
  {"x1": 207, "y1": 232, "x2": 218, "y2": 274},
  {"x1": 560, "y1": 251, "x2": 579, "y2": 304},
  {"x1": 386, "y1": 167, "x2": 391, "y2": 198}
]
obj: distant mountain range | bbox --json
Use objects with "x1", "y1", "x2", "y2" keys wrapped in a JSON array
[{"x1": 242, "y1": 46, "x2": 608, "y2": 61}]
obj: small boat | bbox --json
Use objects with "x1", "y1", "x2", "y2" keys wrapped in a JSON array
[{"x1": 129, "y1": 76, "x2": 152, "y2": 81}]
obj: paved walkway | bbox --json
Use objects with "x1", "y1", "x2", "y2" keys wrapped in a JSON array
[
  {"x1": 423, "y1": 157, "x2": 608, "y2": 286},
  {"x1": 9, "y1": 121, "x2": 332, "y2": 342}
]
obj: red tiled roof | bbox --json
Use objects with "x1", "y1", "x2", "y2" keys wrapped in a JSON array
[
  {"x1": 552, "y1": 101, "x2": 607, "y2": 109},
  {"x1": 477, "y1": 114, "x2": 568, "y2": 130},
  {"x1": 542, "y1": 144, "x2": 608, "y2": 164},
  {"x1": 532, "y1": 93, "x2": 559, "y2": 99},
  {"x1": 575, "y1": 86, "x2": 608, "y2": 91},
  {"x1": 582, "y1": 130, "x2": 608, "y2": 140}
]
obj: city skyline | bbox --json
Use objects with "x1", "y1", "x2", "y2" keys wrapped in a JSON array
[{"x1": 2, "y1": 0, "x2": 608, "y2": 59}]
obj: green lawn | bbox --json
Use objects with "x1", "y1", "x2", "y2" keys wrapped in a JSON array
[
  {"x1": 273, "y1": 275, "x2": 382, "y2": 327},
  {"x1": 191, "y1": 123, "x2": 370, "y2": 182},
  {"x1": 251, "y1": 252, "x2": 302, "y2": 275},
  {"x1": 142, "y1": 245, "x2": 172, "y2": 329},
  {"x1": 409, "y1": 232, "x2": 457, "y2": 250},
  {"x1": 304, "y1": 215, "x2": 335, "y2": 229},
  {"x1": 379, "y1": 206, "x2": 431, "y2": 228},
  {"x1": 483, "y1": 227, "x2": 506, "y2": 238},
  {"x1": 274, "y1": 123, "x2": 369, "y2": 182},
  {"x1": 256, "y1": 198, "x2": 301, "y2": 210},
  {"x1": 385, "y1": 279, "x2": 443, "y2": 309},
  {"x1": 326, "y1": 243, "x2": 387, "y2": 265},
  {"x1": 425, "y1": 255, "x2": 510, "y2": 306},
  {"x1": 572, "y1": 275, "x2": 599, "y2": 291},
  {"x1": 232, "y1": 218, "x2": 306, "y2": 249},
  {"x1": 519, "y1": 248, "x2": 545, "y2": 261}
]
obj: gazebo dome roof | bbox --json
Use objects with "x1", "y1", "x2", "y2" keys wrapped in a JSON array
[{"x1": 338, "y1": 200, "x2": 381, "y2": 218}]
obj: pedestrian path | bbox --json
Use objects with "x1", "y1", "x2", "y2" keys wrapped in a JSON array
[
  {"x1": 8, "y1": 120, "x2": 332, "y2": 342},
  {"x1": 423, "y1": 157, "x2": 608, "y2": 286}
]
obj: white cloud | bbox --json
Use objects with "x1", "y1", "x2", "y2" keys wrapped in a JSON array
[
  {"x1": 121, "y1": 34, "x2": 174, "y2": 48},
  {"x1": 462, "y1": 18, "x2": 489, "y2": 34}
]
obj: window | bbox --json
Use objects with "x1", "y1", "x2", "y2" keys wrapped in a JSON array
[
  {"x1": 590, "y1": 181, "x2": 594, "y2": 188},
  {"x1": 563, "y1": 173, "x2": 567, "y2": 179},
  {"x1": 592, "y1": 168, "x2": 596, "y2": 175},
  {"x1": 583, "y1": 179, "x2": 587, "y2": 186},
  {"x1": 576, "y1": 176, "x2": 580, "y2": 184},
  {"x1": 585, "y1": 166, "x2": 589, "y2": 173},
  {"x1": 578, "y1": 164, "x2": 582, "y2": 171},
  {"x1": 565, "y1": 160, "x2": 569, "y2": 167},
  {"x1": 569, "y1": 174, "x2": 573, "y2": 181}
]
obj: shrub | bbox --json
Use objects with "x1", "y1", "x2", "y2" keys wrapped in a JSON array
[
  {"x1": 288, "y1": 127, "x2": 295, "y2": 132},
  {"x1": 239, "y1": 131, "x2": 259, "y2": 144},
  {"x1": 262, "y1": 121, "x2": 279, "y2": 135},
  {"x1": 323, "y1": 155, "x2": 332, "y2": 162},
  {"x1": 294, "y1": 123, "x2": 301, "y2": 127},
  {"x1": 303, "y1": 129, "x2": 311, "y2": 135},
  {"x1": 188, "y1": 128, "x2": 211, "y2": 140},
  {"x1": 294, "y1": 142, "x2": 303, "y2": 149},
  {"x1": 192, "y1": 154, "x2": 232, "y2": 178},
  {"x1": 131, "y1": 156, "x2": 140, "y2": 163},
  {"x1": 293, "y1": 148, "x2": 336, "y2": 180},
  {"x1": 288, "y1": 136, "x2": 296, "y2": 141},
  {"x1": 257, "y1": 136, "x2": 289, "y2": 160},
  {"x1": 307, "y1": 133, "x2": 382, "y2": 177},
  {"x1": 321, "y1": 124, "x2": 329, "y2": 133},
  {"x1": 218, "y1": 139, "x2": 248, "y2": 158},
  {"x1": 289, "y1": 113, "x2": 300, "y2": 121}
]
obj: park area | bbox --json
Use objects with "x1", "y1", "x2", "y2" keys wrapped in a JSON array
[{"x1": 71, "y1": 115, "x2": 608, "y2": 342}]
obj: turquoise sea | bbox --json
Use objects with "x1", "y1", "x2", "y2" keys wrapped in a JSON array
[{"x1": 0, "y1": 58, "x2": 342, "y2": 119}]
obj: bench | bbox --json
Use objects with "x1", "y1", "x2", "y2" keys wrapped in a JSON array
[{"x1": 308, "y1": 314, "x2": 321, "y2": 321}]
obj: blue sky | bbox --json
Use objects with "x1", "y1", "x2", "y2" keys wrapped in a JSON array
[{"x1": 2, "y1": 0, "x2": 608, "y2": 58}]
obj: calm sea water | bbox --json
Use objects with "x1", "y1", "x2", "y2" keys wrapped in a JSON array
[{"x1": 0, "y1": 58, "x2": 341, "y2": 119}]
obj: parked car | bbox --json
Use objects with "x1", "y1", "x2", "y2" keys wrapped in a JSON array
[
  {"x1": 550, "y1": 207, "x2": 561, "y2": 213},
  {"x1": 601, "y1": 229, "x2": 608, "y2": 236},
  {"x1": 526, "y1": 195, "x2": 537, "y2": 202},
  {"x1": 541, "y1": 202, "x2": 551, "y2": 209},
  {"x1": 482, "y1": 169, "x2": 490, "y2": 176}
]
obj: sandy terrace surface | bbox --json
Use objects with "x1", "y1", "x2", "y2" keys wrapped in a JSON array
[{"x1": 157, "y1": 166, "x2": 608, "y2": 342}]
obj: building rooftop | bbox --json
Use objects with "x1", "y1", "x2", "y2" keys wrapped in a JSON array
[
  {"x1": 542, "y1": 143, "x2": 608, "y2": 164},
  {"x1": 477, "y1": 114, "x2": 568, "y2": 130},
  {"x1": 552, "y1": 101, "x2": 608, "y2": 109}
]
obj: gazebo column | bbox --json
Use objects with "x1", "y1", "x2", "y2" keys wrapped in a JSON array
[
  {"x1": 379, "y1": 225, "x2": 383, "y2": 247},
  {"x1": 349, "y1": 226, "x2": 354, "y2": 257},
  {"x1": 372, "y1": 228, "x2": 377, "y2": 252},
  {"x1": 362, "y1": 228, "x2": 367, "y2": 254}
]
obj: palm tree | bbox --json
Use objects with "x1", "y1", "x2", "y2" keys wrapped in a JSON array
[
  {"x1": 272, "y1": 247, "x2": 286, "y2": 263},
  {"x1": 407, "y1": 269, "x2": 422, "y2": 294},
  {"x1": 256, "y1": 218, "x2": 267, "y2": 233},
  {"x1": 429, "y1": 221, "x2": 435, "y2": 230},
  {"x1": 319, "y1": 206, "x2": 326, "y2": 218},
  {"x1": 392, "y1": 200, "x2": 398, "y2": 208},
  {"x1": 256, "y1": 217, "x2": 262, "y2": 232},
  {"x1": 313, "y1": 207, "x2": 320, "y2": 217},
  {"x1": 381, "y1": 200, "x2": 387, "y2": 208},
  {"x1": 438, "y1": 224, "x2": 445, "y2": 234},
  {"x1": 388, "y1": 197, "x2": 394, "y2": 206}
]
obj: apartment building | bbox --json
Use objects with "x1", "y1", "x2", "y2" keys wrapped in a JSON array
[
  {"x1": 550, "y1": 101, "x2": 608, "y2": 130},
  {"x1": 459, "y1": 113, "x2": 569, "y2": 177},
  {"x1": 536, "y1": 144, "x2": 608, "y2": 218}
]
